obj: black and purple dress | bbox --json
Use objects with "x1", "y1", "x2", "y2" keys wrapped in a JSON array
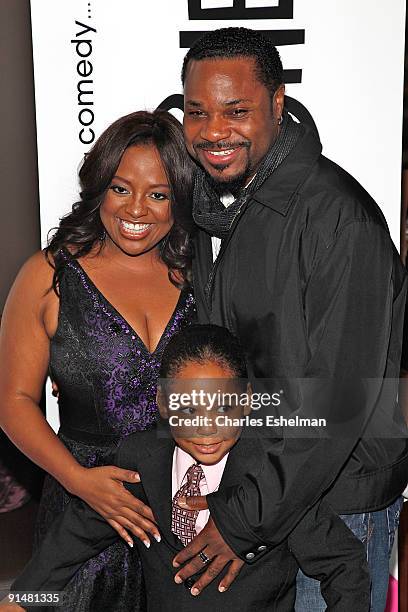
[{"x1": 34, "y1": 252, "x2": 196, "y2": 611}]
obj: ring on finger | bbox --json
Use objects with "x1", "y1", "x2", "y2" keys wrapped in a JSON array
[{"x1": 198, "y1": 551, "x2": 211, "y2": 564}]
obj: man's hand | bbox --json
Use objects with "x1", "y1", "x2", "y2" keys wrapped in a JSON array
[{"x1": 172, "y1": 496, "x2": 244, "y2": 596}]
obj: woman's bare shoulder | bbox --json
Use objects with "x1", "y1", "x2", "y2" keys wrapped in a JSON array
[
  {"x1": 5, "y1": 251, "x2": 58, "y2": 311},
  {"x1": 1, "y1": 250, "x2": 60, "y2": 339},
  {"x1": 14, "y1": 250, "x2": 55, "y2": 290}
]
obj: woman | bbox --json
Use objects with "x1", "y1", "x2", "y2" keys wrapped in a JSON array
[{"x1": 0, "y1": 110, "x2": 196, "y2": 610}]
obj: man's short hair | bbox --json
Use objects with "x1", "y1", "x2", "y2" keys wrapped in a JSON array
[{"x1": 181, "y1": 27, "x2": 284, "y2": 101}]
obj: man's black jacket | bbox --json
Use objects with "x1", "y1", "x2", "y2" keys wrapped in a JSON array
[{"x1": 192, "y1": 124, "x2": 408, "y2": 559}]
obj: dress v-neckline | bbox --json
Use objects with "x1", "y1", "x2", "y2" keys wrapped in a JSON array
[{"x1": 71, "y1": 257, "x2": 185, "y2": 356}]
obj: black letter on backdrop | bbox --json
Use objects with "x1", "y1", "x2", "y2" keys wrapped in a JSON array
[
  {"x1": 181, "y1": 1, "x2": 303, "y2": 84},
  {"x1": 187, "y1": 0, "x2": 293, "y2": 20}
]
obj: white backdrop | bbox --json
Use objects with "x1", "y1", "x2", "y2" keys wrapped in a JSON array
[{"x1": 30, "y1": 0, "x2": 406, "y2": 426}]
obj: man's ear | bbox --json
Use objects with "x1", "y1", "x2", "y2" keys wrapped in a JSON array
[
  {"x1": 244, "y1": 382, "x2": 253, "y2": 416},
  {"x1": 273, "y1": 84, "x2": 285, "y2": 121},
  {"x1": 156, "y1": 385, "x2": 169, "y2": 419}
]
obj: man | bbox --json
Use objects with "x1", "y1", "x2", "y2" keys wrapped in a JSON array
[{"x1": 172, "y1": 27, "x2": 408, "y2": 611}]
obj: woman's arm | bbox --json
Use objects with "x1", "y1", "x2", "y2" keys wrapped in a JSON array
[
  {"x1": 0, "y1": 252, "x2": 83, "y2": 488},
  {"x1": 0, "y1": 252, "x2": 159, "y2": 545}
]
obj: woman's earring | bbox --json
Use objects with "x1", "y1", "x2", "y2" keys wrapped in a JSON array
[
  {"x1": 278, "y1": 115, "x2": 283, "y2": 125},
  {"x1": 99, "y1": 228, "x2": 106, "y2": 241}
]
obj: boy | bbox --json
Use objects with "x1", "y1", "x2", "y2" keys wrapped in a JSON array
[{"x1": 9, "y1": 325, "x2": 369, "y2": 611}]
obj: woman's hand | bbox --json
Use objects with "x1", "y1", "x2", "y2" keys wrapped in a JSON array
[{"x1": 67, "y1": 465, "x2": 161, "y2": 548}]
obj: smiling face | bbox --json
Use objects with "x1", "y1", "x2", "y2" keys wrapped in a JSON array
[
  {"x1": 183, "y1": 57, "x2": 284, "y2": 191},
  {"x1": 99, "y1": 144, "x2": 173, "y2": 257},
  {"x1": 158, "y1": 360, "x2": 251, "y2": 465}
]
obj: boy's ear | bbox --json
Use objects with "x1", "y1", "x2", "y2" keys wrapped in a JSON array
[
  {"x1": 244, "y1": 382, "x2": 253, "y2": 416},
  {"x1": 156, "y1": 386, "x2": 169, "y2": 419}
]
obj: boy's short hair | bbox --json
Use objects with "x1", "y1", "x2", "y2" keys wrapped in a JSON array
[{"x1": 159, "y1": 324, "x2": 247, "y2": 379}]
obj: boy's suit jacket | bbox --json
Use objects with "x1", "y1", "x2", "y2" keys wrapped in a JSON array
[{"x1": 12, "y1": 428, "x2": 370, "y2": 611}]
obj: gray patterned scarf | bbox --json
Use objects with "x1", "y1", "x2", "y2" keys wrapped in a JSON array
[{"x1": 192, "y1": 112, "x2": 303, "y2": 239}]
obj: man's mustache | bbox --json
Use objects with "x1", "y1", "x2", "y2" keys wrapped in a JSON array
[{"x1": 194, "y1": 141, "x2": 250, "y2": 151}]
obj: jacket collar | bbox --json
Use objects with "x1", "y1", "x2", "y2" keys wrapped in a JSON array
[
  {"x1": 218, "y1": 434, "x2": 263, "y2": 487},
  {"x1": 133, "y1": 427, "x2": 265, "y2": 551},
  {"x1": 250, "y1": 124, "x2": 322, "y2": 216},
  {"x1": 135, "y1": 433, "x2": 182, "y2": 551}
]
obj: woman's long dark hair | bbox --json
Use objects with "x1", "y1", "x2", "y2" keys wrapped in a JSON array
[{"x1": 46, "y1": 110, "x2": 195, "y2": 291}]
